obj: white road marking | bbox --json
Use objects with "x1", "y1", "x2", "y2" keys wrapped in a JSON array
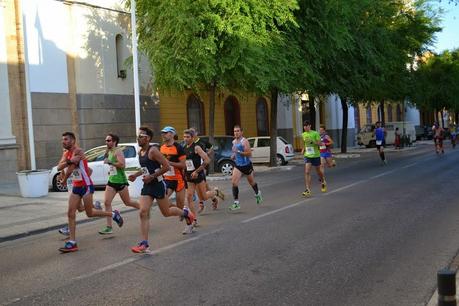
[{"x1": 73, "y1": 229, "x2": 223, "y2": 281}]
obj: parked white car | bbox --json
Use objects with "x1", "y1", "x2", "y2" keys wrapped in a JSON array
[
  {"x1": 247, "y1": 136, "x2": 295, "y2": 165},
  {"x1": 49, "y1": 143, "x2": 142, "y2": 192}
]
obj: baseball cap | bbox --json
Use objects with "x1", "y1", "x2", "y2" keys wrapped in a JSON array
[{"x1": 161, "y1": 126, "x2": 176, "y2": 135}]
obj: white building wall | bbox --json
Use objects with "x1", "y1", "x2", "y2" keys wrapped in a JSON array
[
  {"x1": 405, "y1": 105, "x2": 421, "y2": 126},
  {"x1": 0, "y1": 1, "x2": 15, "y2": 145},
  {"x1": 324, "y1": 94, "x2": 355, "y2": 130},
  {"x1": 23, "y1": 0, "x2": 69, "y2": 93}
]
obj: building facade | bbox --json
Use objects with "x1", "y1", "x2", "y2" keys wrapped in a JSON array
[{"x1": 1, "y1": 0, "x2": 158, "y2": 186}]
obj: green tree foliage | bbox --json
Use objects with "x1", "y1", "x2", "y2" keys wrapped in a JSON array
[{"x1": 410, "y1": 49, "x2": 459, "y2": 115}]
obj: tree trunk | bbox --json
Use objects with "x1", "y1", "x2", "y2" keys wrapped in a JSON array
[
  {"x1": 269, "y1": 88, "x2": 279, "y2": 167},
  {"x1": 380, "y1": 100, "x2": 385, "y2": 125},
  {"x1": 208, "y1": 81, "x2": 216, "y2": 173},
  {"x1": 340, "y1": 98, "x2": 348, "y2": 153},
  {"x1": 455, "y1": 112, "x2": 458, "y2": 125},
  {"x1": 435, "y1": 109, "x2": 440, "y2": 125}
]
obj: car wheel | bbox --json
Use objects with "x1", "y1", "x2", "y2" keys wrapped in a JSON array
[
  {"x1": 52, "y1": 173, "x2": 68, "y2": 192},
  {"x1": 219, "y1": 160, "x2": 234, "y2": 176},
  {"x1": 276, "y1": 154, "x2": 286, "y2": 166}
]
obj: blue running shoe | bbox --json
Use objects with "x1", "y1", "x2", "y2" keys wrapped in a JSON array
[
  {"x1": 58, "y1": 226, "x2": 70, "y2": 236},
  {"x1": 59, "y1": 240, "x2": 78, "y2": 253},
  {"x1": 112, "y1": 210, "x2": 124, "y2": 227}
]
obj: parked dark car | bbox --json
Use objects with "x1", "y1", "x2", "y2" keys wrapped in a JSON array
[{"x1": 200, "y1": 136, "x2": 235, "y2": 176}]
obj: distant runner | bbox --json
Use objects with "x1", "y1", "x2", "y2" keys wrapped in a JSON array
[
  {"x1": 302, "y1": 121, "x2": 326, "y2": 197},
  {"x1": 373, "y1": 121, "x2": 387, "y2": 164}
]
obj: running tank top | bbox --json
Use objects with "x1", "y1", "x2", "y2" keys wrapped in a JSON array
[
  {"x1": 107, "y1": 149, "x2": 127, "y2": 184},
  {"x1": 65, "y1": 150, "x2": 93, "y2": 187},
  {"x1": 138, "y1": 145, "x2": 162, "y2": 184},
  {"x1": 320, "y1": 134, "x2": 331, "y2": 153},
  {"x1": 375, "y1": 128, "x2": 385, "y2": 141},
  {"x1": 183, "y1": 142, "x2": 203, "y2": 174},
  {"x1": 233, "y1": 137, "x2": 251, "y2": 167}
]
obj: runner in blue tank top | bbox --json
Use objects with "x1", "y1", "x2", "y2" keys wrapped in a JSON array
[
  {"x1": 228, "y1": 125, "x2": 262, "y2": 211},
  {"x1": 373, "y1": 121, "x2": 387, "y2": 165}
]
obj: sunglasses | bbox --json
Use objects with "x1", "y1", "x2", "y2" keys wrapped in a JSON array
[{"x1": 105, "y1": 139, "x2": 112, "y2": 142}]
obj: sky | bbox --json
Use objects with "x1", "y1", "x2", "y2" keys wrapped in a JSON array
[{"x1": 432, "y1": 1, "x2": 459, "y2": 53}]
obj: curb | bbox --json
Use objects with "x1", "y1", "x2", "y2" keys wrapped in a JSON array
[{"x1": 0, "y1": 207, "x2": 139, "y2": 244}]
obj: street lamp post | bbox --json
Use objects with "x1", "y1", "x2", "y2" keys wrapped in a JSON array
[{"x1": 130, "y1": 0, "x2": 141, "y2": 132}]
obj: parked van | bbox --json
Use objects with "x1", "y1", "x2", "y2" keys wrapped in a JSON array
[{"x1": 357, "y1": 121, "x2": 416, "y2": 147}]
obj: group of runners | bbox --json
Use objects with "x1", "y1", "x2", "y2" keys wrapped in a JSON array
[{"x1": 56, "y1": 125, "x2": 262, "y2": 253}]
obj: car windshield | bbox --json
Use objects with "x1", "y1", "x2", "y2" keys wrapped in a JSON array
[
  {"x1": 278, "y1": 136, "x2": 288, "y2": 144},
  {"x1": 85, "y1": 147, "x2": 106, "y2": 162}
]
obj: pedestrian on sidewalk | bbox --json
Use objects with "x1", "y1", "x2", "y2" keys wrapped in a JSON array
[
  {"x1": 57, "y1": 132, "x2": 124, "y2": 253},
  {"x1": 394, "y1": 127, "x2": 401, "y2": 149},
  {"x1": 99, "y1": 133, "x2": 140, "y2": 235}
]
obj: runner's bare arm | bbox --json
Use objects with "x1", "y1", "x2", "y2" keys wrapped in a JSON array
[
  {"x1": 57, "y1": 151, "x2": 68, "y2": 171},
  {"x1": 169, "y1": 157, "x2": 186, "y2": 170},
  {"x1": 149, "y1": 146, "x2": 170, "y2": 177},
  {"x1": 238, "y1": 139, "x2": 252, "y2": 157},
  {"x1": 110, "y1": 149, "x2": 125, "y2": 169},
  {"x1": 195, "y1": 146, "x2": 210, "y2": 169}
]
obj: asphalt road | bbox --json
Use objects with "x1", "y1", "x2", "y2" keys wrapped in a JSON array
[{"x1": 1, "y1": 143, "x2": 459, "y2": 306}]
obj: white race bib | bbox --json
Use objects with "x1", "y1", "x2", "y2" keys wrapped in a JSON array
[
  {"x1": 165, "y1": 166, "x2": 175, "y2": 177},
  {"x1": 305, "y1": 147, "x2": 315, "y2": 155},
  {"x1": 109, "y1": 165, "x2": 117, "y2": 176},
  {"x1": 155, "y1": 169, "x2": 163, "y2": 182},
  {"x1": 376, "y1": 140, "x2": 383, "y2": 145},
  {"x1": 72, "y1": 169, "x2": 82, "y2": 180},
  {"x1": 141, "y1": 167, "x2": 150, "y2": 177},
  {"x1": 186, "y1": 159, "x2": 195, "y2": 171},
  {"x1": 319, "y1": 145, "x2": 326, "y2": 150}
]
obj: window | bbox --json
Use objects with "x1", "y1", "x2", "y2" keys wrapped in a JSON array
[
  {"x1": 187, "y1": 94, "x2": 205, "y2": 134},
  {"x1": 248, "y1": 138, "x2": 255, "y2": 148},
  {"x1": 115, "y1": 34, "x2": 126, "y2": 79},
  {"x1": 224, "y1": 96, "x2": 241, "y2": 135},
  {"x1": 85, "y1": 147, "x2": 106, "y2": 162},
  {"x1": 387, "y1": 105, "x2": 393, "y2": 122},
  {"x1": 256, "y1": 98, "x2": 269, "y2": 136},
  {"x1": 258, "y1": 138, "x2": 271, "y2": 147},
  {"x1": 354, "y1": 105, "x2": 360, "y2": 131},
  {"x1": 366, "y1": 106, "x2": 372, "y2": 124},
  {"x1": 396, "y1": 104, "x2": 402, "y2": 121},
  {"x1": 122, "y1": 146, "x2": 136, "y2": 158}
]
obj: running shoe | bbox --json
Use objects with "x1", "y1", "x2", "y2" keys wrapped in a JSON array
[
  {"x1": 193, "y1": 219, "x2": 199, "y2": 227},
  {"x1": 383, "y1": 159, "x2": 388, "y2": 165},
  {"x1": 182, "y1": 224, "x2": 193, "y2": 235},
  {"x1": 58, "y1": 226, "x2": 70, "y2": 236},
  {"x1": 98, "y1": 226, "x2": 113, "y2": 235},
  {"x1": 59, "y1": 240, "x2": 78, "y2": 253},
  {"x1": 255, "y1": 192, "x2": 263, "y2": 205},
  {"x1": 214, "y1": 187, "x2": 225, "y2": 200},
  {"x1": 228, "y1": 201, "x2": 241, "y2": 211},
  {"x1": 131, "y1": 240, "x2": 149, "y2": 253},
  {"x1": 182, "y1": 207, "x2": 195, "y2": 225},
  {"x1": 112, "y1": 210, "x2": 124, "y2": 227},
  {"x1": 198, "y1": 202, "x2": 205, "y2": 214},
  {"x1": 321, "y1": 182, "x2": 327, "y2": 193},
  {"x1": 211, "y1": 197, "x2": 218, "y2": 210},
  {"x1": 302, "y1": 189, "x2": 311, "y2": 197},
  {"x1": 93, "y1": 200, "x2": 102, "y2": 210}
]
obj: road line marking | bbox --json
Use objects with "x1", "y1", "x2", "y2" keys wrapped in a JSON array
[
  {"x1": 401, "y1": 162, "x2": 418, "y2": 169},
  {"x1": 73, "y1": 229, "x2": 223, "y2": 281},
  {"x1": 325, "y1": 180, "x2": 365, "y2": 195},
  {"x1": 241, "y1": 198, "x2": 316, "y2": 223},
  {"x1": 369, "y1": 169, "x2": 397, "y2": 179}
]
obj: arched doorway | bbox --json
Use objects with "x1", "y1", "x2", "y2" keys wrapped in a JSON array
[
  {"x1": 187, "y1": 94, "x2": 205, "y2": 134},
  {"x1": 224, "y1": 96, "x2": 241, "y2": 135},
  {"x1": 256, "y1": 97, "x2": 269, "y2": 136}
]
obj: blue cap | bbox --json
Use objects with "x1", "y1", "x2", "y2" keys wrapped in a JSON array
[{"x1": 161, "y1": 126, "x2": 176, "y2": 135}]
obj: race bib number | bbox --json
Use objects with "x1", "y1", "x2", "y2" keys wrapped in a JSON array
[
  {"x1": 72, "y1": 169, "x2": 82, "y2": 180},
  {"x1": 165, "y1": 166, "x2": 175, "y2": 177},
  {"x1": 186, "y1": 160, "x2": 195, "y2": 171},
  {"x1": 376, "y1": 140, "x2": 382, "y2": 146},
  {"x1": 319, "y1": 145, "x2": 326, "y2": 150},
  {"x1": 155, "y1": 169, "x2": 163, "y2": 182},
  {"x1": 141, "y1": 167, "x2": 150, "y2": 177},
  {"x1": 109, "y1": 165, "x2": 117, "y2": 176},
  {"x1": 305, "y1": 147, "x2": 315, "y2": 155}
]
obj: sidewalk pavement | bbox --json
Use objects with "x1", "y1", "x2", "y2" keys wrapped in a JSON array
[{"x1": 0, "y1": 143, "x2": 420, "y2": 243}]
